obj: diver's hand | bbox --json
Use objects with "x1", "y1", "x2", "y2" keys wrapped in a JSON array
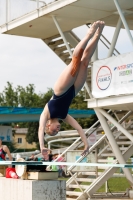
[{"x1": 81, "y1": 145, "x2": 89, "y2": 156}]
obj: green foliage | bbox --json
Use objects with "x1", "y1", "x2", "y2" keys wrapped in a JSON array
[
  {"x1": 74, "y1": 177, "x2": 130, "y2": 192},
  {"x1": 26, "y1": 122, "x2": 39, "y2": 143},
  {"x1": 98, "y1": 177, "x2": 130, "y2": 192},
  {"x1": 17, "y1": 84, "x2": 40, "y2": 107},
  {"x1": 0, "y1": 82, "x2": 18, "y2": 106},
  {"x1": 70, "y1": 90, "x2": 87, "y2": 109}
]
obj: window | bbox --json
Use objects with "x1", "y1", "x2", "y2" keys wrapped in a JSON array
[{"x1": 18, "y1": 138, "x2": 22, "y2": 143}]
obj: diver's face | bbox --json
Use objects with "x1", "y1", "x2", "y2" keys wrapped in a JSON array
[{"x1": 47, "y1": 121, "x2": 61, "y2": 136}]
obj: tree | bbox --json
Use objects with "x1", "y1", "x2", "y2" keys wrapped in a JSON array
[
  {"x1": 25, "y1": 122, "x2": 40, "y2": 149},
  {"x1": 0, "y1": 82, "x2": 18, "y2": 106},
  {"x1": 17, "y1": 84, "x2": 40, "y2": 107}
]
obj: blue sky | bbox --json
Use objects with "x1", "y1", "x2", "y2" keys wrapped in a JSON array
[{"x1": 0, "y1": 24, "x2": 133, "y2": 94}]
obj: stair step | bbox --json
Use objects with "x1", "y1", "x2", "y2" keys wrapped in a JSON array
[
  {"x1": 54, "y1": 45, "x2": 67, "y2": 52},
  {"x1": 82, "y1": 171, "x2": 102, "y2": 176},
  {"x1": 66, "y1": 197, "x2": 86, "y2": 200},
  {"x1": 107, "y1": 147, "x2": 128, "y2": 151},
  {"x1": 66, "y1": 198, "x2": 77, "y2": 200},
  {"x1": 76, "y1": 178, "x2": 95, "y2": 182},
  {"x1": 66, "y1": 191, "x2": 82, "y2": 196},
  {"x1": 101, "y1": 153, "x2": 115, "y2": 157},
  {"x1": 48, "y1": 39, "x2": 64, "y2": 47},
  {"x1": 117, "y1": 141, "x2": 132, "y2": 144},
  {"x1": 98, "y1": 159, "x2": 116, "y2": 163},
  {"x1": 69, "y1": 184, "x2": 89, "y2": 190},
  {"x1": 97, "y1": 166, "x2": 109, "y2": 169},
  {"x1": 118, "y1": 136, "x2": 129, "y2": 139}
]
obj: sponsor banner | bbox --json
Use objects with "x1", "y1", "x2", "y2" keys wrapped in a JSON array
[
  {"x1": 92, "y1": 52, "x2": 133, "y2": 98},
  {"x1": 0, "y1": 126, "x2": 12, "y2": 142}
]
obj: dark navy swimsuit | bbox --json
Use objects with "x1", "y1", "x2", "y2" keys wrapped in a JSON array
[{"x1": 48, "y1": 85, "x2": 75, "y2": 119}]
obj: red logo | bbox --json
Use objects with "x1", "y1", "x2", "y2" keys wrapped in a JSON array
[{"x1": 96, "y1": 66, "x2": 112, "y2": 90}]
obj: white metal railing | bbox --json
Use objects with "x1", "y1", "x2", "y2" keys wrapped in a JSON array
[{"x1": 0, "y1": 0, "x2": 58, "y2": 26}]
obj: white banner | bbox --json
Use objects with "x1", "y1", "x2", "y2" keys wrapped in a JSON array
[
  {"x1": 92, "y1": 52, "x2": 133, "y2": 98},
  {"x1": 0, "y1": 126, "x2": 12, "y2": 142}
]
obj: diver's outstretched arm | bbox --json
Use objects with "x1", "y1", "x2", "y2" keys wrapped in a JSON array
[{"x1": 63, "y1": 114, "x2": 89, "y2": 156}]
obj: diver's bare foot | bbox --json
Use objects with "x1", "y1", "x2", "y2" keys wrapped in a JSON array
[
  {"x1": 87, "y1": 21, "x2": 100, "y2": 37},
  {"x1": 94, "y1": 21, "x2": 105, "y2": 38}
]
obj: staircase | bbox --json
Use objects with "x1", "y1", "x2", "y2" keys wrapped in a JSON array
[{"x1": 66, "y1": 130, "x2": 133, "y2": 200}]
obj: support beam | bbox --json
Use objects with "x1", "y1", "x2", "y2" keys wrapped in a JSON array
[
  {"x1": 107, "y1": 17, "x2": 122, "y2": 57},
  {"x1": 114, "y1": 0, "x2": 133, "y2": 46},
  {"x1": 52, "y1": 16, "x2": 73, "y2": 57},
  {"x1": 91, "y1": 47, "x2": 98, "y2": 62},
  {"x1": 6, "y1": 0, "x2": 9, "y2": 23},
  {"x1": 98, "y1": 108, "x2": 133, "y2": 143}
]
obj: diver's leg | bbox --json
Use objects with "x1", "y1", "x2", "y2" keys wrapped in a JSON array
[
  {"x1": 74, "y1": 21, "x2": 105, "y2": 95},
  {"x1": 53, "y1": 21, "x2": 100, "y2": 96}
]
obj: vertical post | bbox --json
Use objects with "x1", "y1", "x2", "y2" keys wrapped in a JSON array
[
  {"x1": 52, "y1": 16, "x2": 73, "y2": 57},
  {"x1": 6, "y1": 0, "x2": 9, "y2": 23},
  {"x1": 84, "y1": 82, "x2": 93, "y2": 98},
  {"x1": 107, "y1": 17, "x2": 122, "y2": 57},
  {"x1": 37, "y1": 0, "x2": 39, "y2": 9},
  {"x1": 114, "y1": 0, "x2": 133, "y2": 46},
  {"x1": 48, "y1": 142, "x2": 51, "y2": 149},
  {"x1": 91, "y1": 47, "x2": 98, "y2": 62},
  {"x1": 95, "y1": 147, "x2": 98, "y2": 178},
  {"x1": 105, "y1": 181, "x2": 108, "y2": 193}
]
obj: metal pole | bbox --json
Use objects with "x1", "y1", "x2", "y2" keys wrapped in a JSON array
[
  {"x1": 98, "y1": 108, "x2": 133, "y2": 143},
  {"x1": 95, "y1": 109, "x2": 133, "y2": 184},
  {"x1": 114, "y1": 0, "x2": 133, "y2": 46},
  {"x1": 37, "y1": 0, "x2": 39, "y2": 9},
  {"x1": 52, "y1": 16, "x2": 73, "y2": 57},
  {"x1": 91, "y1": 47, "x2": 98, "y2": 62},
  {"x1": 84, "y1": 82, "x2": 93, "y2": 98},
  {"x1": 6, "y1": 0, "x2": 9, "y2": 23},
  {"x1": 107, "y1": 17, "x2": 122, "y2": 57}
]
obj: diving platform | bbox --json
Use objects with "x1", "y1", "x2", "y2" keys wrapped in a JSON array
[
  {"x1": 86, "y1": 94, "x2": 133, "y2": 111},
  {"x1": 0, "y1": 0, "x2": 133, "y2": 39}
]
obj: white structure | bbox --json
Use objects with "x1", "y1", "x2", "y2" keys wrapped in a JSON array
[
  {"x1": 0, "y1": 178, "x2": 66, "y2": 200},
  {"x1": 0, "y1": 0, "x2": 133, "y2": 199}
]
